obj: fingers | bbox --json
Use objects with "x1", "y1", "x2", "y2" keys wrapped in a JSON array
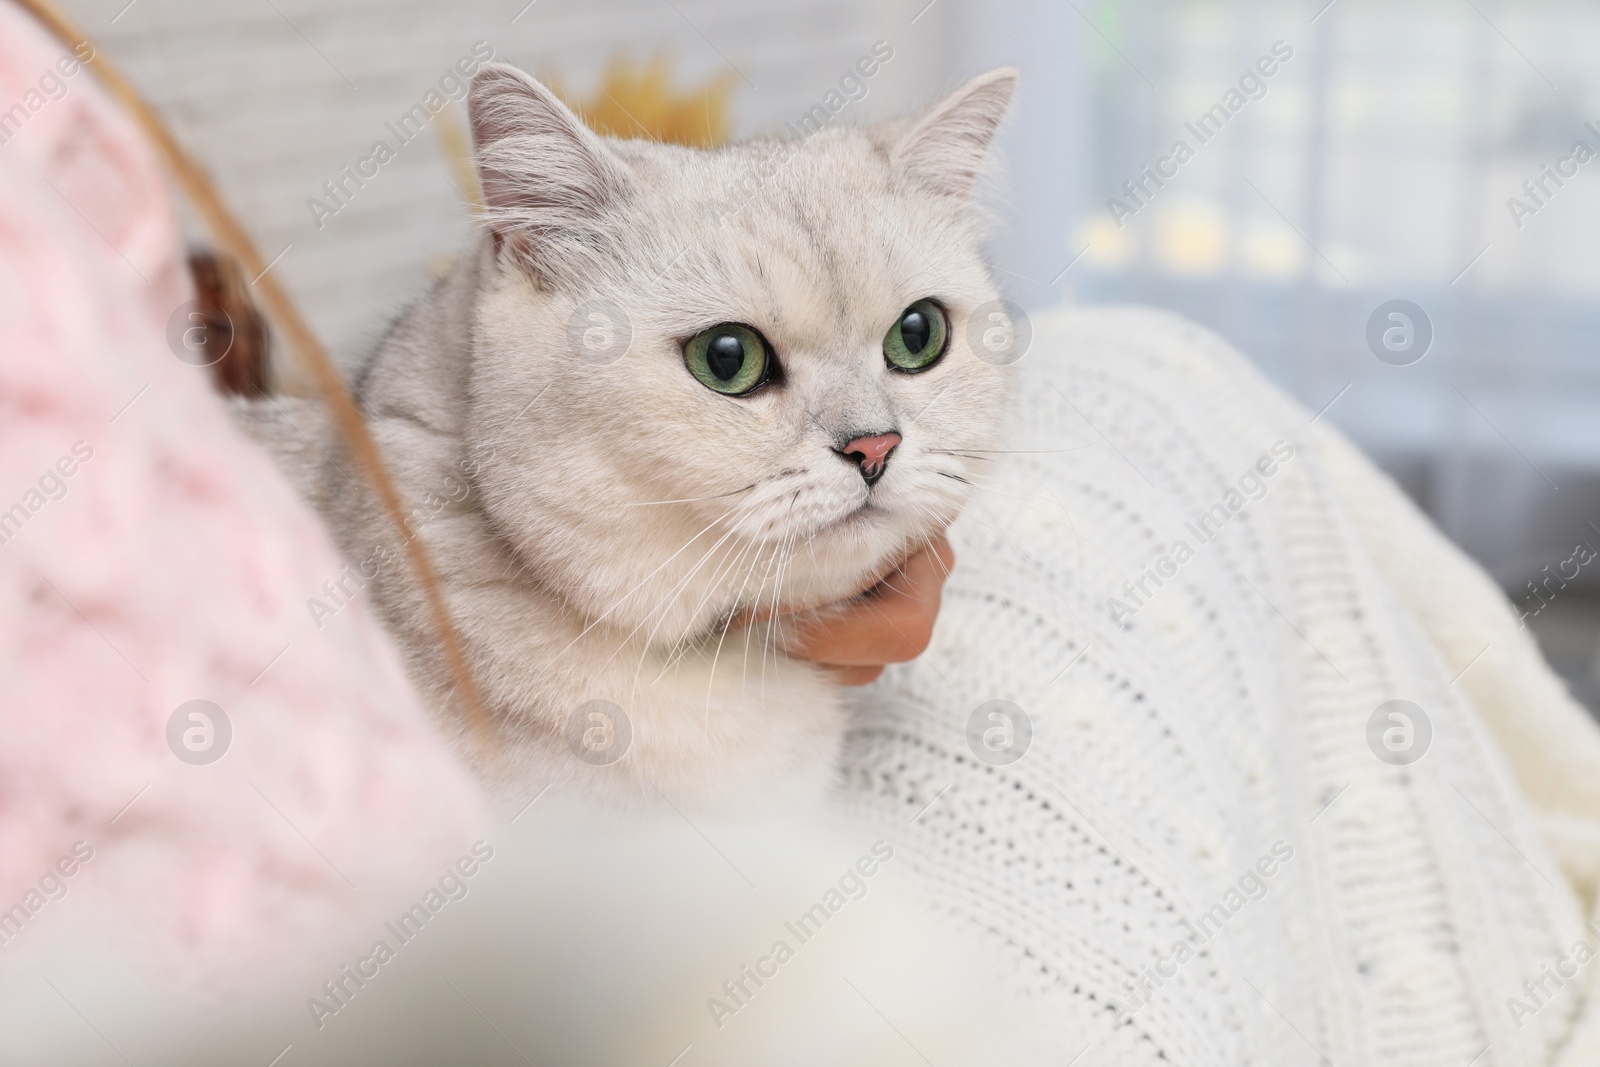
[
  {"x1": 826, "y1": 664, "x2": 886, "y2": 687},
  {"x1": 927, "y1": 531, "x2": 956, "y2": 577},
  {"x1": 878, "y1": 532, "x2": 954, "y2": 600},
  {"x1": 791, "y1": 599, "x2": 931, "y2": 667},
  {"x1": 789, "y1": 534, "x2": 955, "y2": 668},
  {"x1": 724, "y1": 532, "x2": 957, "y2": 685},
  {"x1": 730, "y1": 533, "x2": 951, "y2": 629}
]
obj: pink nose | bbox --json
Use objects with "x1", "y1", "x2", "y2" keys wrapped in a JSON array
[{"x1": 839, "y1": 431, "x2": 902, "y2": 485}]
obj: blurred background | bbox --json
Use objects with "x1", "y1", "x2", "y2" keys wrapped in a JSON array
[{"x1": 56, "y1": 0, "x2": 1600, "y2": 708}]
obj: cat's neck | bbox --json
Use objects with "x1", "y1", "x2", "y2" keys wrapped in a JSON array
[{"x1": 354, "y1": 235, "x2": 493, "y2": 435}]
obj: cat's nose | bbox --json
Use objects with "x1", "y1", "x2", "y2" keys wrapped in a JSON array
[{"x1": 836, "y1": 431, "x2": 902, "y2": 486}]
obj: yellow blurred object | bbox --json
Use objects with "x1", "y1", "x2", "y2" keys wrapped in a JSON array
[
  {"x1": 430, "y1": 56, "x2": 733, "y2": 267},
  {"x1": 1153, "y1": 200, "x2": 1228, "y2": 277},
  {"x1": 547, "y1": 57, "x2": 735, "y2": 148},
  {"x1": 1080, "y1": 216, "x2": 1137, "y2": 271}
]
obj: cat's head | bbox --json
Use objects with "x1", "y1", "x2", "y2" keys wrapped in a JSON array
[{"x1": 462, "y1": 62, "x2": 1017, "y2": 641}]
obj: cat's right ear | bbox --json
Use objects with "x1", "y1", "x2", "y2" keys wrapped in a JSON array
[
  {"x1": 468, "y1": 63, "x2": 627, "y2": 280},
  {"x1": 890, "y1": 66, "x2": 1018, "y2": 201}
]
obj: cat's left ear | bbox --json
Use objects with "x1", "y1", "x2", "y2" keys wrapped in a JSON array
[
  {"x1": 891, "y1": 67, "x2": 1018, "y2": 200},
  {"x1": 468, "y1": 63, "x2": 628, "y2": 278}
]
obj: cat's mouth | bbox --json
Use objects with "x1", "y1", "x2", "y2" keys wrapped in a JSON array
[{"x1": 817, "y1": 498, "x2": 877, "y2": 533}]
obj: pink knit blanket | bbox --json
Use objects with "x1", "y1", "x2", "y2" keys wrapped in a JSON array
[{"x1": 0, "y1": 3, "x2": 484, "y2": 985}]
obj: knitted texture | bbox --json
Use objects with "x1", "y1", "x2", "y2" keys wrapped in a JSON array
[
  {"x1": 0, "y1": 3, "x2": 486, "y2": 986},
  {"x1": 837, "y1": 306, "x2": 1600, "y2": 1067}
]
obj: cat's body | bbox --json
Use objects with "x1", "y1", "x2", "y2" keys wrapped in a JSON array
[{"x1": 240, "y1": 63, "x2": 1017, "y2": 807}]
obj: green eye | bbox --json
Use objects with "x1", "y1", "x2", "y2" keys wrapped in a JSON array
[
  {"x1": 684, "y1": 323, "x2": 771, "y2": 395},
  {"x1": 884, "y1": 299, "x2": 949, "y2": 371}
]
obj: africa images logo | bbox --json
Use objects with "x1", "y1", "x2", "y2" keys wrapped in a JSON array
[
  {"x1": 1365, "y1": 700, "x2": 1432, "y2": 766},
  {"x1": 166, "y1": 700, "x2": 231, "y2": 765},
  {"x1": 705, "y1": 842, "x2": 895, "y2": 1030},
  {"x1": 306, "y1": 842, "x2": 495, "y2": 1029}
]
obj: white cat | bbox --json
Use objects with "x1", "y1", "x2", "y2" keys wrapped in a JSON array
[{"x1": 241, "y1": 62, "x2": 1017, "y2": 808}]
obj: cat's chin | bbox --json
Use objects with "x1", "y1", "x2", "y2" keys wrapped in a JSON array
[{"x1": 753, "y1": 508, "x2": 943, "y2": 614}]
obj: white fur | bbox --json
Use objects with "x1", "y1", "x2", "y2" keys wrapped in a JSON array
[{"x1": 241, "y1": 63, "x2": 1018, "y2": 810}]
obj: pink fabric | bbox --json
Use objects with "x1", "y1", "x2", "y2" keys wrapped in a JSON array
[{"x1": 0, "y1": 4, "x2": 484, "y2": 983}]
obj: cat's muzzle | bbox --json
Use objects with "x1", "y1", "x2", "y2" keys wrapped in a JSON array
[{"x1": 836, "y1": 431, "x2": 902, "y2": 487}]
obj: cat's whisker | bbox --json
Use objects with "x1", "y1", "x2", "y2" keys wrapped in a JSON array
[
  {"x1": 551, "y1": 496, "x2": 757, "y2": 660},
  {"x1": 923, "y1": 461, "x2": 1037, "y2": 501},
  {"x1": 701, "y1": 480, "x2": 908, "y2": 698},
  {"x1": 756, "y1": 555, "x2": 788, "y2": 697},
  {"x1": 737, "y1": 530, "x2": 786, "y2": 699},
  {"x1": 694, "y1": 534, "x2": 771, "y2": 722},
  {"x1": 927, "y1": 446, "x2": 1094, "y2": 456},
  {"x1": 611, "y1": 484, "x2": 757, "y2": 508},
  {"x1": 600, "y1": 501, "x2": 765, "y2": 672},
  {"x1": 953, "y1": 475, "x2": 1043, "y2": 503},
  {"x1": 615, "y1": 477, "x2": 844, "y2": 695},
  {"x1": 648, "y1": 529, "x2": 765, "y2": 689},
  {"x1": 605, "y1": 534, "x2": 744, "y2": 681},
  {"x1": 655, "y1": 533, "x2": 759, "y2": 672},
  {"x1": 760, "y1": 493, "x2": 805, "y2": 695},
  {"x1": 906, "y1": 508, "x2": 956, "y2": 583},
  {"x1": 611, "y1": 486, "x2": 789, "y2": 676},
  {"x1": 768, "y1": 509, "x2": 805, "y2": 684},
  {"x1": 746, "y1": 495, "x2": 795, "y2": 699},
  {"x1": 656, "y1": 527, "x2": 774, "y2": 710},
  {"x1": 894, "y1": 503, "x2": 950, "y2": 582},
  {"x1": 748, "y1": 533, "x2": 782, "y2": 698}
]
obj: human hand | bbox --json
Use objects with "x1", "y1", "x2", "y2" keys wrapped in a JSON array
[{"x1": 785, "y1": 533, "x2": 956, "y2": 686}]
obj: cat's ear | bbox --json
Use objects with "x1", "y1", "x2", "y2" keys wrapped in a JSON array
[
  {"x1": 891, "y1": 67, "x2": 1018, "y2": 200},
  {"x1": 468, "y1": 63, "x2": 627, "y2": 278}
]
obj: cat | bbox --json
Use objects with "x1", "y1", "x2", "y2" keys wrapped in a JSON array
[{"x1": 239, "y1": 61, "x2": 1018, "y2": 809}]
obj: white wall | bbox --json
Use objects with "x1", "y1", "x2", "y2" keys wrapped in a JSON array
[{"x1": 57, "y1": 0, "x2": 974, "y2": 368}]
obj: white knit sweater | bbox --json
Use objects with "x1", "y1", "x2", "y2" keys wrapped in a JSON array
[
  {"x1": 15, "y1": 304, "x2": 1598, "y2": 1067},
  {"x1": 834, "y1": 305, "x2": 1600, "y2": 1067}
]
